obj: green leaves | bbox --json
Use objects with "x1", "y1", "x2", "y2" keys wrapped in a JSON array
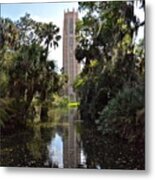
[
  {"x1": 96, "y1": 85, "x2": 144, "y2": 142},
  {"x1": 74, "y1": 1, "x2": 145, "y2": 168},
  {"x1": 0, "y1": 14, "x2": 63, "y2": 128},
  {"x1": 0, "y1": 98, "x2": 15, "y2": 127}
]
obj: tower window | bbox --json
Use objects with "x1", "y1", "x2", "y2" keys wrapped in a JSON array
[{"x1": 69, "y1": 18, "x2": 73, "y2": 34}]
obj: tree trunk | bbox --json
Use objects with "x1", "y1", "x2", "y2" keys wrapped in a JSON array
[{"x1": 40, "y1": 89, "x2": 48, "y2": 122}]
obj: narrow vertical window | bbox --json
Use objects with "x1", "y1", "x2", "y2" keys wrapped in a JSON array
[{"x1": 69, "y1": 18, "x2": 73, "y2": 34}]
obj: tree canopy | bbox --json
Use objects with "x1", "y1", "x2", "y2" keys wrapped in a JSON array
[
  {"x1": 74, "y1": 1, "x2": 145, "y2": 169},
  {"x1": 0, "y1": 14, "x2": 64, "y2": 129}
]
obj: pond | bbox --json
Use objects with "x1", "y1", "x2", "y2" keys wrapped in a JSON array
[
  {"x1": 0, "y1": 108, "x2": 86, "y2": 168},
  {"x1": 0, "y1": 108, "x2": 144, "y2": 169}
]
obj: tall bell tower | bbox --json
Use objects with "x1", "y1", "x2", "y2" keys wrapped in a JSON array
[{"x1": 63, "y1": 9, "x2": 80, "y2": 101}]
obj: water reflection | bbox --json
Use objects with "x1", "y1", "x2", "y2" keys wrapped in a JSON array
[
  {"x1": 47, "y1": 133, "x2": 63, "y2": 168},
  {"x1": 46, "y1": 108, "x2": 84, "y2": 168},
  {"x1": 0, "y1": 107, "x2": 144, "y2": 169},
  {"x1": 63, "y1": 108, "x2": 81, "y2": 168},
  {"x1": 80, "y1": 120, "x2": 145, "y2": 169},
  {"x1": 0, "y1": 108, "x2": 85, "y2": 168}
]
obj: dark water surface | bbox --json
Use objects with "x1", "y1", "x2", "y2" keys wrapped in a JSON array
[
  {"x1": 0, "y1": 108, "x2": 144, "y2": 169},
  {"x1": 0, "y1": 108, "x2": 86, "y2": 168}
]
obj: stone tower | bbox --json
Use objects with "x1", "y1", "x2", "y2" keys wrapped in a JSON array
[{"x1": 63, "y1": 9, "x2": 80, "y2": 101}]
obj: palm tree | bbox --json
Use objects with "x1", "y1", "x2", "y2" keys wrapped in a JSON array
[{"x1": 34, "y1": 21, "x2": 61, "y2": 121}]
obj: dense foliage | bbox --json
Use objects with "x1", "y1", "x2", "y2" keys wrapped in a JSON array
[
  {"x1": 0, "y1": 14, "x2": 64, "y2": 130},
  {"x1": 74, "y1": 1, "x2": 145, "y2": 169},
  {"x1": 0, "y1": 1, "x2": 145, "y2": 169}
]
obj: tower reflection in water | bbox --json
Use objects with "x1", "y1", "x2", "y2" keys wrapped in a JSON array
[{"x1": 47, "y1": 108, "x2": 86, "y2": 168}]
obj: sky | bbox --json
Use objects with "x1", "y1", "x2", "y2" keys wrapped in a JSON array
[
  {"x1": 134, "y1": 1, "x2": 145, "y2": 43},
  {"x1": 0, "y1": 2, "x2": 79, "y2": 71},
  {"x1": 0, "y1": 1, "x2": 144, "y2": 70},
  {"x1": 48, "y1": 133, "x2": 63, "y2": 168}
]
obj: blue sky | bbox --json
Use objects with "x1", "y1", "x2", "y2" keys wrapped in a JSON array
[
  {"x1": 1, "y1": 2, "x2": 78, "y2": 21},
  {"x1": 1, "y1": 2, "x2": 79, "y2": 70},
  {"x1": 48, "y1": 133, "x2": 63, "y2": 168},
  {"x1": 0, "y1": 1, "x2": 144, "y2": 70}
]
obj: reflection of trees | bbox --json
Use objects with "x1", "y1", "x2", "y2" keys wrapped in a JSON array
[
  {"x1": 0, "y1": 132, "x2": 32, "y2": 167},
  {"x1": 26, "y1": 126, "x2": 49, "y2": 167},
  {"x1": 1, "y1": 108, "x2": 83, "y2": 168},
  {"x1": 0, "y1": 129, "x2": 48, "y2": 167},
  {"x1": 42, "y1": 108, "x2": 68, "y2": 168},
  {"x1": 26, "y1": 126, "x2": 42, "y2": 160},
  {"x1": 81, "y1": 121, "x2": 144, "y2": 169},
  {"x1": 44, "y1": 108, "x2": 82, "y2": 168}
]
